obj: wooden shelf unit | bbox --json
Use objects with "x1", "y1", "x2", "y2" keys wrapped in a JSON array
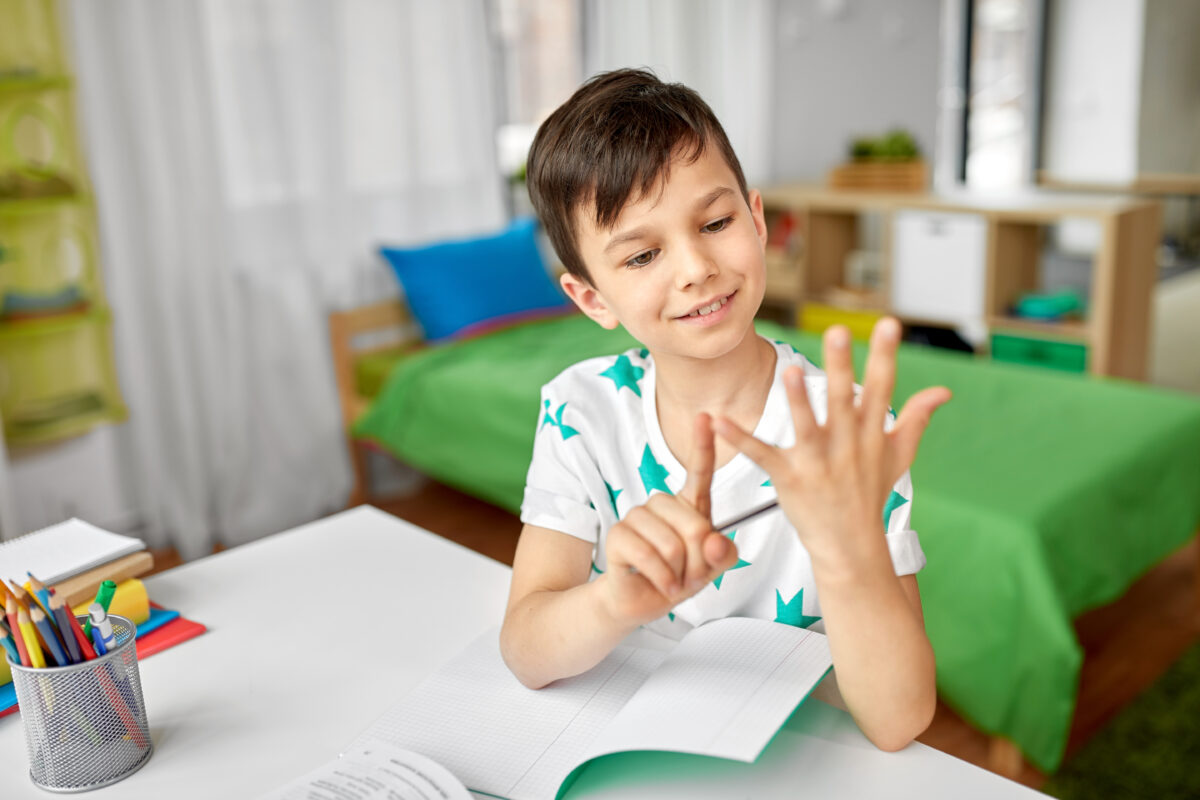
[{"x1": 757, "y1": 184, "x2": 1162, "y2": 380}]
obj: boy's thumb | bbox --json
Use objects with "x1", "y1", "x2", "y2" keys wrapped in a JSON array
[{"x1": 703, "y1": 532, "x2": 738, "y2": 572}]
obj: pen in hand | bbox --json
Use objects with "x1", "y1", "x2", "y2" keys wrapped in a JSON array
[{"x1": 715, "y1": 498, "x2": 780, "y2": 533}]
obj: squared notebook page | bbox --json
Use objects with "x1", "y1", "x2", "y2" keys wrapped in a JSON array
[
  {"x1": 582, "y1": 617, "x2": 832, "y2": 764},
  {"x1": 0, "y1": 517, "x2": 145, "y2": 586},
  {"x1": 349, "y1": 627, "x2": 667, "y2": 800}
]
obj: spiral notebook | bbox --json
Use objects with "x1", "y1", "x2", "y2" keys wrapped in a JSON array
[{"x1": 0, "y1": 517, "x2": 146, "y2": 587}]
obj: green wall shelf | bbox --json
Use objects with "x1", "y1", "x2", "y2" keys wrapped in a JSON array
[{"x1": 0, "y1": 0, "x2": 124, "y2": 447}]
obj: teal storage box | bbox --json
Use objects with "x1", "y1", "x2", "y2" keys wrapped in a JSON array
[{"x1": 991, "y1": 332, "x2": 1088, "y2": 373}]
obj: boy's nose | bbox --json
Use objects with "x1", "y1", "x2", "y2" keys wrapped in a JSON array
[{"x1": 674, "y1": 244, "x2": 719, "y2": 289}]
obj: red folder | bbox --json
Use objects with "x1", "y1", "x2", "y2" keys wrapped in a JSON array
[{"x1": 134, "y1": 615, "x2": 207, "y2": 659}]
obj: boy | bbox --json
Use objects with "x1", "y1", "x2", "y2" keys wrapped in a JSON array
[{"x1": 501, "y1": 69, "x2": 950, "y2": 752}]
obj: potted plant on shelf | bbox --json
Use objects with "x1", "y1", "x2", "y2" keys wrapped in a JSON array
[{"x1": 828, "y1": 128, "x2": 926, "y2": 192}]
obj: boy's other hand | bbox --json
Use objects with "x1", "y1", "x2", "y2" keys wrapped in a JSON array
[
  {"x1": 601, "y1": 413, "x2": 738, "y2": 626},
  {"x1": 712, "y1": 319, "x2": 951, "y2": 567}
]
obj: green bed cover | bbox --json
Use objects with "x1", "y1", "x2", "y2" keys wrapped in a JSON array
[{"x1": 355, "y1": 312, "x2": 1200, "y2": 771}]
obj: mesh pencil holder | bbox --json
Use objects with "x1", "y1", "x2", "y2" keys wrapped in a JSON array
[{"x1": 7, "y1": 614, "x2": 153, "y2": 792}]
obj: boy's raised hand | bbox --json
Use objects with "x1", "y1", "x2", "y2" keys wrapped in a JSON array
[
  {"x1": 713, "y1": 319, "x2": 951, "y2": 567},
  {"x1": 600, "y1": 413, "x2": 739, "y2": 626}
]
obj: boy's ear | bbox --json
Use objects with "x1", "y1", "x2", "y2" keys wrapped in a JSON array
[
  {"x1": 748, "y1": 189, "x2": 768, "y2": 248},
  {"x1": 560, "y1": 272, "x2": 620, "y2": 330}
]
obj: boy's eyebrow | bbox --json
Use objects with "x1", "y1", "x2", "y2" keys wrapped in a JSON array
[
  {"x1": 602, "y1": 187, "x2": 736, "y2": 256},
  {"x1": 603, "y1": 226, "x2": 651, "y2": 256},
  {"x1": 695, "y1": 186, "x2": 735, "y2": 211}
]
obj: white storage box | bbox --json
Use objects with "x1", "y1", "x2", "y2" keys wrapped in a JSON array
[{"x1": 890, "y1": 210, "x2": 988, "y2": 326}]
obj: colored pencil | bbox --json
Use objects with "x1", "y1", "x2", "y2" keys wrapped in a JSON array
[
  {"x1": 63, "y1": 605, "x2": 97, "y2": 661},
  {"x1": 10, "y1": 585, "x2": 58, "y2": 655},
  {"x1": 48, "y1": 591, "x2": 83, "y2": 664},
  {"x1": 0, "y1": 627, "x2": 20, "y2": 665},
  {"x1": 26, "y1": 572, "x2": 53, "y2": 621},
  {"x1": 16, "y1": 607, "x2": 45, "y2": 669},
  {"x1": 4, "y1": 594, "x2": 31, "y2": 667},
  {"x1": 30, "y1": 607, "x2": 69, "y2": 667}
]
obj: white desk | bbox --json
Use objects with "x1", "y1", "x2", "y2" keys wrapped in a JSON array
[{"x1": 0, "y1": 507, "x2": 1047, "y2": 798}]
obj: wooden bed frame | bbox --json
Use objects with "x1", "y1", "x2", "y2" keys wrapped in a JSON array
[{"x1": 328, "y1": 300, "x2": 422, "y2": 507}]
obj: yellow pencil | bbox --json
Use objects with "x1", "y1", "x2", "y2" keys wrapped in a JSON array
[{"x1": 17, "y1": 607, "x2": 45, "y2": 669}]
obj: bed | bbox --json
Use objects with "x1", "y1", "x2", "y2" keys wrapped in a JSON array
[{"x1": 336, "y1": 305, "x2": 1200, "y2": 773}]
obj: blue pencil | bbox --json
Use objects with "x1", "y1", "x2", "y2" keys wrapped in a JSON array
[
  {"x1": 0, "y1": 628, "x2": 19, "y2": 665},
  {"x1": 30, "y1": 607, "x2": 69, "y2": 667},
  {"x1": 49, "y1": 592, "x2": 82, "y2": 664}
]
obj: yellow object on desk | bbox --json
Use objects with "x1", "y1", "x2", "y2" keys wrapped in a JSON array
[{"x1": 71, "y1": 578, "x2": 149, "y2": 627}]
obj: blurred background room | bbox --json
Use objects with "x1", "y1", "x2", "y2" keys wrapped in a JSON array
[{"x1": 0, "y1": 1, "x2": 1197, "y2": 796}]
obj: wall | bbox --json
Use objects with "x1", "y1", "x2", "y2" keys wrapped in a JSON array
[
  {"x1": 770, "y1": 0, "x2": 941, "y2": 183},
  {"x1": 1040, "y1": 0, "x2": 1145, "y2": 183},
  {"x1": 6, "y1": 425, "x2": 138, "y2": 538},
  {"x1": 1136, "y1": 0, "x2": 1200, "y2": 175}
]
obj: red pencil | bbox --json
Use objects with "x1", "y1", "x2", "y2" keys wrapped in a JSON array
[
  {"x1": 63, "y1": 603, "x2": 97, "y2": 660},
  {"x1": 3, "y1": 594, "x2": 30, "y2": 667}
]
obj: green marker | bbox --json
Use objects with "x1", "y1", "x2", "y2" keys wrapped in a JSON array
[{"x1": 82, "y1": 579, "x2": 117, "y2": 638}]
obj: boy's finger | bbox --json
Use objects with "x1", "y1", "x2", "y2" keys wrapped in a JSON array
[
  {"x1": 646, "y1": 493, "x2": 713, "y2": 589},
  {"x1": 611, "y1": 530, "x2": 681, "y2": 599},
  {"x1": 703, "y1": 531, "x2": 739, "y2": 573},
  {"x1": 783, "y1": 366, "x2": 820, "y2": 448},
  {"x1": 680, "y1": 412, "x2": 715, "y2": 521},
  {"x1": 888, "y1": 386, "x2": 952, "y2": 481},
  {"x1": 623, "y1": 506, "x2": 686, "y2": 586},
  {"x1": 713, "y1": 416, "x2": 787, "y2": 476},
  {"x1": 861, "y1": 318, "x2": 900, "y2": 439},
  {"x1": 823, "y1": 326, "x2": 857, "y2": 445}
]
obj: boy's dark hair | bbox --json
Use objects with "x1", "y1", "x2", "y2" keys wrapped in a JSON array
[{"x1": 526, "y1": 68, "x2": 749, "y2": 283}]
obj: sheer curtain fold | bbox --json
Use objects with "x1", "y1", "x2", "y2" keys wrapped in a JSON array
[
  {"x1": 67, "y1": 0, "x2": 505, "y2": 558},
  {"x1": 583, "y1": 0, "x2": 775, "y2": 185}
]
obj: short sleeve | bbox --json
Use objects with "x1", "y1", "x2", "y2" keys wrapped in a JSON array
[
  {"x1": 883, "y1": 469, "x2": 925, "y2": 576},
  {"x1": 519, "y1": 386, "x2": 600, "y2": 543}
]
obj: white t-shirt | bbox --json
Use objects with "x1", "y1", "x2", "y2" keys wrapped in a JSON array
[{"x1": 520, "y1": 337, "x2": 926, "y2": 639}]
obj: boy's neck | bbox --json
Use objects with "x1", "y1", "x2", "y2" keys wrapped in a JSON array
[{"x1": 651, "y1": 328, "x2": 777, "y2": 425}]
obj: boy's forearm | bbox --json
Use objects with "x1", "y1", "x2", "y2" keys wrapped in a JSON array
[
  {"x1": 810, "y1": 537, "x2": 936, "y2": 752},
  {"x1": 500, "y1": 576, "x2": 639, "y2": 689}
]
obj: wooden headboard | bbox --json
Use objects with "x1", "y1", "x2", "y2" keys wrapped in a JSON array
[{"x1": 328, "y1": 300, "x2": 422, "y2": 506}]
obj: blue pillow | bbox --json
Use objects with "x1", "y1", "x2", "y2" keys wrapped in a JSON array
[{"x1": 379, "y1": 217, "x2": 571, "y2": 342}]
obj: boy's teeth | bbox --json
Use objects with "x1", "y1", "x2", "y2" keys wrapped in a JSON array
[{"x1": 688, "y1": 296, "x2": 728, "y2": 317}]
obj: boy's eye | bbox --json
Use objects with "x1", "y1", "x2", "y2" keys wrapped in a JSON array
[
  {"x1": 626, "y1": 249, "x2": 658, "y2": 269},
  {"x1": 703, "y1": 216, "x2": 733, "y2": 233}
]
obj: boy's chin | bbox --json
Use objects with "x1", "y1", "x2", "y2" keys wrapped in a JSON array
[{"x1": 653, "y1": 318, "x2": 760, "y2": 362}]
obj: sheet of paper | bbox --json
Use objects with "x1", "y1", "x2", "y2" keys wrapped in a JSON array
[
  {"x1": 582, "y1": 617, "x2": 832, "y2": 764},
  {"x1": 349, "y1": 628, "x2": 666, "y2": 800},
  {"x1": 260, "y1": 742, "x2": 472, "y2": 800}
]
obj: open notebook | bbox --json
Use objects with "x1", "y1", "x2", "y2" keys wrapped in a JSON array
[
  {"x1": 264, "y1": 617, "x2": 832, "y2": 800},
  {"x1": 0, "y1": 517, "x2": 146, "y2": 587}
]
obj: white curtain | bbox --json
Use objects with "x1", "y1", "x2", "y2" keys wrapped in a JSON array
[
  {"x1": 66, "y1": 0, "x2": 506, "y2": 559},
  {"x1": 583, "y1": 0, "x2": 775, "y2": 185}
]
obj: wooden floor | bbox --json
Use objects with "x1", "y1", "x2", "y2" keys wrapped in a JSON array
[{"x1": 149, "y1": 477, "x2": 1200, "y2": 792}]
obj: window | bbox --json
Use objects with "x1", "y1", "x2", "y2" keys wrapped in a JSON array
[
  {"x1": 489, "y1": 0, "x2": 582, "y2": 186},
  {"x1": 962, "y1": 0, "x2": 1046, "y2": 189}
]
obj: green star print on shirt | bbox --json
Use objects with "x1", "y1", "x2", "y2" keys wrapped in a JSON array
[
  {"x1": 541, "y1": 399, "x2": 579, "y2": 440},
  {"x1": 599, "y1": 354, "x2": 644, "y2": 397},
  {"x1": 883, "y1": 489, "x2": 909, "y2": 526},
  {"x1": 775, "y1": 587, "x2": 822, "y2": 629},
  {"x1": 604, "y1": 480, "x2": 623, "y2": 519},
  {"x1": 637, "y1": 444, "x2": 672, "y2": 495}
]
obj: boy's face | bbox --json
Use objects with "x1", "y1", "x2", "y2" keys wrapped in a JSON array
[{"x1": 562, "y1": 147, "x2": 768, "y2": 363}]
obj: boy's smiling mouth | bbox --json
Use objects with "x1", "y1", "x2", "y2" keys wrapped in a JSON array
[{"x1": 676, "y1": 291, "x2": 735, "y2": 323}]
